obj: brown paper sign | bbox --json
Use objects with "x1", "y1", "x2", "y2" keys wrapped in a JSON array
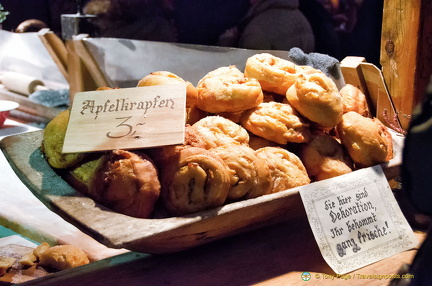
[{"x1": 63, "y1": 84, "x2": 186, "y2": 153}]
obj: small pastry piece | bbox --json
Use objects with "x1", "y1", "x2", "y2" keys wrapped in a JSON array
[
  {"x1": 33, "y1": 242, "x2": 51, "y2": 260},
  {"x1": 286, "y1": 72, "x2": 343, "y2": 129},
  {"x1": 42, "y1": 109, "x2": 86, "y2": 169},
  {"x1": 336, "y1": 111, "x2": 393, "y2": 168},
  {"x1": 255, "y1": 147, "x2": 310, "y2": 193},
  {"x1": 240, "y1": 102, "x2": 312, "y2": 144},
  {"x1": 193, "y1": 116, "x2": 250, "y2": 149},
  {"x1": 68, "y1": 150, "x2": 161, "y2": 219},
  {"x1": 213, "y1": 145, "x2": 271, "y2": 200},
  {"x1": 39, "y1": 245, "x2": 90, "y2": 270},
  {"x1": 196, "y1": 66, "x2": 263, "y2": 113},
  {"x1": 300, "y1": 132, "x2": 353, "y2": 181},
  {"x1": 339, "y1": 84, "x2": 370, "y2": 117},
  {"x1": 160, "y1": 147, "x2": 231, "y2": 216},
  {"x1": 244, "y1": 53, "x2": 305, "y2": 95},
  {"x1": 137, "y1": 71, "x2": 198, "y2": 108},
  {"x1": 0, "y1": 257, "x2": 16, "y2": 276}
]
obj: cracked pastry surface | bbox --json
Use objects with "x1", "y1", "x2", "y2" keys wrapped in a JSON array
[
  {"x1": 339, "y1": 84, "x2": 370, "y2": 117},
  {"x1": 196, "y1": 66, "x2": 263, "y2": 113},
  {"x1": 255, "y1": 147, "x2": 310, "y2": 193},
  {"x1": 240, "y1": 101, "x2": 311, "y2": 144},
  {"x1": 193, "y1": 116, "x2": 250, "y2": 149},
  {"x1": 300, "y1": 132, "x2": 353, "y2": 181},
  {"x1": 336, "y1": 111, "x2": 393, "y2": 168},
  {"x1": 213, "y1": 145, "x2": 271, "y2": 200},
  {"x1": 286, "y1": 72, "x2": 343, "y2": 129},
  {"x1": 160, "y1": 147, "x2": 230, "y2": 216}
]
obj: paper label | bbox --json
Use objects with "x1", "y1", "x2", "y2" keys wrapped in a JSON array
[
  {"x1": 299, "y1": 165, "x2": 418, "y2": 274},
  {"x1": 63, "y1": 84, "x2": 186, "y2": 153}
]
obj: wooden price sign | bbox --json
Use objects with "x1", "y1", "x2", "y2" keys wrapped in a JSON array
[{"x1": 62, "y1": 84, "x2": 186, "y2": 153}]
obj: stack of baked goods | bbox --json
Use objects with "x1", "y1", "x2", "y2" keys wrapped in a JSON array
[{"x1": 41, "y1": 53, "x2": 394, "y2": 218}]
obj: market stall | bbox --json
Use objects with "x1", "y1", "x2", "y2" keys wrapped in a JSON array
[{"x1": 1, "y1": 0, "x2": 431, "y2": 284}]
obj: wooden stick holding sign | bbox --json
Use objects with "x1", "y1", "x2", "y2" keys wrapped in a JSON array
[{"x1": 63, "y1": 84, "x2": 186, "y2": 153}]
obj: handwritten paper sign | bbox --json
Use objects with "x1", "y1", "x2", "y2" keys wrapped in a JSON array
[
  {"x1": 300, "y1": 165, "x2": 418, "y2": 274},
  {"x1": 63, "y1": 84, "x2": 186, "y2": 153}
]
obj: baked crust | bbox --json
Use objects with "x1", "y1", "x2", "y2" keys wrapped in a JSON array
[
  {"x1": 240, "y1": 102, "x2": 311, "y2": 144},
  {"x1": 300, "y1": 132, "x2": 353, "y2": 181},
  {"x1": 213, "y1": 145, "x2": 271, "y2": 200},
  {"x1": 336, "y1": 111, "x2": 393, "y2": 168},
  {"x1": 340, "y1": 84, "x2": 370, "y2": 117},
  {"x1": 286, "y1": 72, "x2": 343, "y2": 129},
  {"x1": 255, "y1": 147, "x2": 310, "y2": 193},
  {"x1": 196, "y1": 66, "x2": 263, "y2": 113},
  {"x1": 193, "y1": 116, "x2": 250, "y2": 149}
]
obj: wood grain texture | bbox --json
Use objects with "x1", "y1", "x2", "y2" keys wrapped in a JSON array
[{"x1": 380, "y1": 0, "x2": 432, "y2": 130}]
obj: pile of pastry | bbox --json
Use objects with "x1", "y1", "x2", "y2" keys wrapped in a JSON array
[{"x1": 41, "y1": 53, "x2": 393, "y2": 218}]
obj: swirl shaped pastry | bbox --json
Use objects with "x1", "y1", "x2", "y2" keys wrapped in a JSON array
[
  {"x1": 300, "y1": 132, "x2": 353, "y2": 181},
  {"x1": 68, "y1": 149, "x2": 161, "y2": 219},
  {"x1": 286, "y1": 72, "x2": 343, "y2": 129},
  {"x1": 160, "y1": 147, "x2": 230, "y2": 216},
  {"x1": 336, "y1": 111, "x2": 393, "y2": 168},
  {"x1": 42, "y1": 109, "x2": 86, "y2": 169},
  {"x1": 255, "y1": 147, "x2": 310, "y2": 193},
  {"x1": 240, "y1": 102, "x2": 312, "y2": 144},
  {"x1": 244, "y1": 53, "x2": 310, "y2": 95},
  {"x1": 196, "y1": 66, "x2": 263, "y2": 113},
  {"x1": 137, "y1": 71, "x2": 198, "y2": 108},
  {"x1": 213, "y1": 145, "x2": 271, "y2": 200},
  {"x1": 193, "y1": 116, "x2": 250, "y2": 149}
]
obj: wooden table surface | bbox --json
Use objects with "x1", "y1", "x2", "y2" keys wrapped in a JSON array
[{"x1": 18, "y1": 212, "x2": 424, "y2": 286}]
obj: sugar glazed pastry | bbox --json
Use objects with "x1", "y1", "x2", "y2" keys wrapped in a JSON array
[
  {"x1": 336, "y1": 111, "x2": 393, "y2": 168},
  {"x1": 193, "y1": 116, "x2": 250, "y2": 149},
  {"x1": 69, "y1": 149, "x2": 161, "y2": 219},
  {"x1": 286, "y1": 72, "x2": 343, "y2": 129},
  {"x1": 137, "y1": 71, "x2": 198, "y2": 108},
  {"x1": 240, "y1": 101, "x2": 312, "y2": 144},
  {"x1": 300, "y1": 132, "x2": 353, "y2": 181},
  {"x1": 244, "y1": 53, "x2": 316, "y2": 95},
  {"x1": 160, "y1": 147, "x2": 231, "y2": 216},
  {"x1": 213, "y1": 145, "x2": 271, "y2": 200},
  {"x1": 255, "y1": 147, "x2": 310, "y2": 193},
  {"x1": 339, "y1": 84, "x2": 370, "y2": 117},
  {"x1": 196, "y1": 66, "x2": 263, "y2": 113}
]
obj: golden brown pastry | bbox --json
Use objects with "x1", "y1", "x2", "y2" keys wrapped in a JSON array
[
  {"x1": 255, "y1": 147, "x2": 310, "y2": 193},
  {"x1": 196, "y1": 66, "x2": 263, "y2": 113},
  {"x1": 247, "y1": 133, "x2": 280, "y2": 150},
  {"x1": 160, "y1": 147, "x2": 231, "y2": 216},
  {"x1": 68, "y1": 149, "x2": 161, "y2": 219},
  {"x1": 186, "y1": 105, "x2": 208, "y2": 125},
  {"x1": 286, "y1": 72, "x2": 343, "y2": 129},
  {"x1": 39, "y1": 245, "x2": 90, "y2": 270},
  {"x1": 244, "y1": 53, "x2": 315, "y2": 95},
  {"x1": 42, "y1": 109, "x2": 86, "y2": 169},
  {"x1": 300, "y1": 132, "x2": 353, "y2": 181},
  {"x1": 148, "y1": 124, "x2": 208, "y2": 167},
  {"x1": 213, "y1": 145, "x2": 271, "y2": 200},
  {"x1": 336, "y1": 111, "x2": 393, "y2": 168},
  {"x1": 339, "y1": 84, "x2": 370, "y2": 117},
  {"x1": 240, "y1": 102, "x2": 312, "y2": 144},
  {"x1": 137, "y1": 71, "x2": 198, "y2": 108},
  {"x1": 193, "y1": 116, "x2": 250, "y2": 149}
]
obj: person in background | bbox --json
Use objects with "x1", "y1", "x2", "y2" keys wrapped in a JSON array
[
  {"x1": 83, "y1": 0, "x2": 177, "y2": 42},
  {"x1": 226, "y1": 0, "x2": 315, "y2": 53},
  {"x1": 171, "y1": 0, "x2": 250, "y2": 46}
]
